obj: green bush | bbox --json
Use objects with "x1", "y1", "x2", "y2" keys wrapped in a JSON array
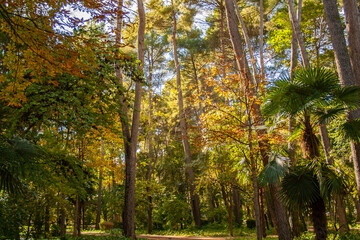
[{"x1": 245, "y1": 219, "x2": 256, "y2": 229}]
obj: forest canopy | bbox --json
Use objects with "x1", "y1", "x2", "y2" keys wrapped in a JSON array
[{"x1": 1, "y1": 0, "x2": 360, "y2": 240}]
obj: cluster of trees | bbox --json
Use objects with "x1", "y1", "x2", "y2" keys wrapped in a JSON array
[{"x1": 1, "y1": 0, "x2": 360, "y2": 240}]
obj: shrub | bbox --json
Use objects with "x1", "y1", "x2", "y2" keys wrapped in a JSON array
[
  {"x1": 99, "y1": 221, "x2": 115, "y2": 230},
  {"x1": 246, "y1": 219, "x2": 256, "y2": 229}
]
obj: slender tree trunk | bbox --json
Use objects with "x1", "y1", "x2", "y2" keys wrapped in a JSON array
[
  {"x1": 259, "y1": 0, "x2": 265, "y2": 77},
  {"x1": 310, "y1": 198, "x2": 328, "y2": 240},
  {"x1": 147, "y1": 57, "x2": 154, "y2": 234},
  {"x1": 322, "y1": 0, "x2": 360, "y2": 211},
  {"x1": 96, "y1": 139, "x2": 105, "y2": 230},
  {"x1": 232, "y1": 0, "x2": 259, "y2": 80},
  {"x1": 319, "y1": 124, "x2": 334, "y2": 164},
  {"x1": 95, "y1": 168, "x2": 103, "y2": 230},
  {"x1": 171, "y1": 2, "x2": 201, "y2": 227},
  {"x1": 233, "y1": 188, "x2": 242, "y2": 225},
  {"x1": 259, "y1": 188, "x2": 267, "y2": 237},
  {"x1": 60, "y1": 207, "x2": 66, "y2": 238},
  {"x1": 73, "y1": 195, "x2": 81, "y2": 237},
  {"x1": 119, "y1": 0, "x2": 145, "y2": 237},
  {"x1": 224, "y1": 1, "x2": 291, "y2": 238},
  {"x1": 219, "y1": 0, "x2": 227, "y2": 75},
  {"x1": 224, "y1": 0, "x2": 254, "y2": 84},
  {"x1": 288, "y1": 0, "x2": 309, "y2": 67}
]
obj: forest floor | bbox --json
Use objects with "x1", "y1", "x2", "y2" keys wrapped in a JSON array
[{"x1": 79, "y1": 231, "x2": 278, "y2": 240}]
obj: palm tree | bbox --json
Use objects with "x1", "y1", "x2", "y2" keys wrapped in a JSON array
[
  {"x1": 263, "y1": 67, "x2": 360, "y2": 159},
  {"x1": 259, "y1": 156, "x2": 345, "y2": 240},
  {"x1": 262, "y1": 67, "x2": 360, "y2": 239},
  {"x1": 282, "y1": 161, "x2": 344, "y2": 240}
]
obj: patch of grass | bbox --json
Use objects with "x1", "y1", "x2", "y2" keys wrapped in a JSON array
[{"x1": 137, "y1": 223, "x2": 275, "y2": 238}]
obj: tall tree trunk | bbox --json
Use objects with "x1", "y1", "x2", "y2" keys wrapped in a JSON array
[
  {"x1": 310, "y1": 198, "x2": 328, "y2": 240},
  {"x1": 95, "y1": 168, "x2": 103, "y2": 230},
  {"x1": 146, "y1": 56, "x2": 154, "y2": 234},
  {"x1": 219, "y1": 0, "x2": 227, "y2": 75},
  {"x1": 73, "y1": 195, "x2": 81, "y2": 237},
  {"x1": 59, "y1": 206, "x2": 66, "y2": 238},
  {"x1": 259, "y1": 188, "x2": 267, "y2": 237},
  {"x1": 232, "y1": 187, "x2": 243, "y2": 225},
  {"x1": 119, "y1": 0, "x2": 145, "y2": 237},
  {"x1": 343, "y1": 0, "x2": 360, "y2": 85},
  {"x1": 232, "y1": 0, "x2": 259, "y2": 80},
  {"x1": 171, "y1": 1, "x2": 201, "y2": 227},
  {"x1": 259, "y1": 0, "x2": 265, "y2": 77},
  {"x1": 224, "y1": 1, "x2": 291, "y2": 238},
  {"x1": 322, "y1": 0, "x2": 360, "y2": 212},
  {"x1": 96, "y1": 139, "x2": 105, "y2": 230},
  {"x1": 288, "y1": 0, "x2": 309, "y2": 67}
]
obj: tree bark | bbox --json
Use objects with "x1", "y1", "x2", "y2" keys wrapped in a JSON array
[
  {"x1": 259, "y1": 0, "x2": 265, "y2": 77},
  {"x1": 288, "y1": 0, "x2": 309, "y2": 67},
  {"x1": 119, "y1": 0, "x2": 145, "y2": 237},
  {"x1": 322, "y1": 0, "x2": 360, "y2": 211},
  {"x1": 73, "y1": 195, "x2": 81, "y2": 237},
  {"x1": 232, "y1": 0, "x2": 259, "y2": 80},
  {"x1": 343, "y1": 0, "x2": 360, "y2": 85},
  {"x1": 259, "y1": 188, "x2": 267, "y2": 237},
  {"x1": 232, "y1": 187, "x2": 243, "y2": 225},
  {"x1": 171, "y1": 1, "x2": 201, "y2": 227},
  {"x1": 310, "y1": 198, "x2": 328, "y2": 240},
  {"x1": 146, "y1": 57, "x2": 154, "y2": 234},
  {"x1": 59, "y1": 207, "x2": 66, "y2": 238},
  {"x1": 95, "y1": 168, "x2": 103, "y2": 230}
]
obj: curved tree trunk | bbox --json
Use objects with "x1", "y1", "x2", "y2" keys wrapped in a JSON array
[{"x1": 171, "y1": 1, "x2": 201, "y2": 227}]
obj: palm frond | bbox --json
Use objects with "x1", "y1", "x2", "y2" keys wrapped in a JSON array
[
  {"x1": 258, "y1": 156, "x2": 288, "y2": 186},
  {"x1": 334, "y1": 86, "x2": 360, "y2": 108},
  {"x1": 0, "y1": 137, "x2": 41, "y2": 194},
  {"x1": 314, "y1": 108, "x2": 347, "y2": 124},
  {"x1": 339, "y1": 120, "x2": 360, "y2": 142},
  {"x1": 280, "y1": 166, "x2": 320, "y2": 208}
]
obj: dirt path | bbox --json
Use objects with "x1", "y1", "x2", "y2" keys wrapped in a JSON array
[{"x1": 137, "y1": 235, "x2": 234, "y2": 240}]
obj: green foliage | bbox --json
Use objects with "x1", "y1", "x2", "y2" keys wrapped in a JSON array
[
  {"x1": 245, "y1": 219, "x2": 256, "y2": 229},
  {"x1": 280, "y1": 161, "x2": 345, "y2": 208},
  {"x1": 258, "y1": 155, "x2": 288, "y2": 186},
  {"x1": 0, "y1": 194, "x2": 23, "y2": 239},
  {"x1": 159, "y1": 197, "x2": 192, "y2": 230}
]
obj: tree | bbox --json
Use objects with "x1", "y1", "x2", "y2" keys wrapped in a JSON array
[
  {"x1": 263, "y1": 66, "x2": 360, "y2": 239},
  {"x1": 322, "y1": 0, "x2": 360, "y2": 209},
  {"x1": 170, "y1": 0, "x2": 202, "y2": 227},
  {"x1": 117, "y1": 0, "x2": 145, "y2": 237}
]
